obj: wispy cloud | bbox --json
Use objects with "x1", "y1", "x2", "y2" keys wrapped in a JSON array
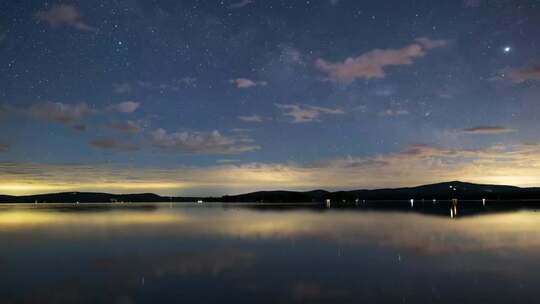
[
  {"x1": 276, "y1": 104, "x2": 344, "y2": 123},
  {"x1": 36, "y1": 4, "x2": 96, "y2": 32},
  {"x1": 508, "y1": 66, "x2": 540, "y2": 83},
  {"x1": 216, "y1": 159, "x2": 241, "y2": 164},
  {"x1": 112, "y1": 83, "x2": 132, "y2": 94},
  {"x1": 4, "y1": 142, "x2": 540, "y2": 195},
  {"x1": 178, "y1": 77, "x2": 198, "y2": 87},
  {"x1": 137, "y1": 78, "x2": 196, "y2": 91},
  {"x1": 230, "y1": 78, "x2": 267, "y2": 89},
  {"x1": 315, "y1": 37, "x2": 448, "y2": 83},
  {"x1": 462, "y1": 126, "x2": 517, "y2": 135},
  {"x1": 279, "y1": 45, "x2": 303, "y2": 65},
  {"x1": 150, "y1": 128, "x2": 259, "y2": 155},
  {"x1": 107, "y1": 120, "x2": 143, "y2": 133},
  {"x1": 238, "y1": 115, "x2": 264, "y2": 123},
  {"x1": 107, "y1": 101, "x2": 140, "y2": 113},
  {"x1": 379, "y1": 109, "x2": 409, "y2": 117},
  {"x1": 228, "y1": 0, "x2": 253, "y2": 9},
  {"x1": 90, "y1": 138, "x2": 139, "y2": 152},
  {"x1": 30, "y1": 101, "x2": 93, "y2": 130}
]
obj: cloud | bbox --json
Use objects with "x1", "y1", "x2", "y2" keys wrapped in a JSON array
[
  {"x1": 150, "y1": 128, "x2": 259, "y2": 155},
  {"x1": 107, "y1": 120, "x2": 143, "y2": 133},
  {"x1": 0, "y1": 144, "x2": 9, "y2": 152},
  {"x1": 508, "y1": 66, "x2": 540, "y2": 83},
  {"x1": 90, "y1": 138, "x2": 139, "y2": 152},
  {"x1": 216, "y1": 159, "x2": 241, "y2": 164},
  {"x1": 5, "y1": 141, "x2": 540, "y2": 195},
  {"x1": 238, "y1": 115, "x2": 264, "y2": 123},
  {"x1": 379, "y1": 109, "x2": 409, "y2": 117},
  {"x1": 414, "y1": 37, "x2": 448, "y2": 49},
  {"x1": 462, "y1": 126, "x2": 517, "y2": 135},
  {"x1": 36, "y1": 4, "x2": 96, "y2": 32},
  {"x1": 30, "y1": 101, "x2": 93, "y2": 130},
  {"x1": 230, "y1": 78, "x2": 267, "y2": 89},
  {"x1": 229, "y1": 0, "x2": 253, "y2": 9},
  {"x1": 106, "y1": 101, "x2": 140, "y2": 113},
  {"x1": 315, "y1": 37, "x2": 448, "y2": 83},
  {"x1": 279, "y1": 45, "x2": 303, "y2": 65},
  {"x1": 137, "y1": 78, "x2": 196, "y2": 91},
  {"x1": 112, "y1": 83, "x2": 132, "y2": 94},
  {"x1": 276, "y1": 104, "x2": 344, "y2": 123},
  {"x1": 178, "y1": 77, "x2": 198, "y2": 87}
]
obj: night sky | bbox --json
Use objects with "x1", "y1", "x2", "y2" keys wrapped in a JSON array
[{"x1": 1, "y1": 0, "x2": 540, "y2": 195}]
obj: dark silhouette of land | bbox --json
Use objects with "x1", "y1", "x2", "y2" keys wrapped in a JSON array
[{"x1": 2, "y1": 181, "x2": 540, "y2": 204}]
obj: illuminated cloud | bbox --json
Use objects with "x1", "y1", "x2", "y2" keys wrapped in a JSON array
[
  {"x1": 36, "y1": 4, "x2": 96, "y2": 32},
  {"x1": 30, "y1": 101, "x2": 93, "y2": 130},
  {"x1": 315, "y1": 37, "x2": 448, "y2": 83},
  {"x1": 90, "y1": 138, "x2": 139, "y2": 152},
  {"x1": 238, "y1": 115, "x2": 264, "y2": 123},
  {"x1": 150, "y1": 128, "x2": 260, "y2": 155},
  {"x1": 3, "y1": 141, "x2": 540, "y2": 195},
  {"x1": 462, "y1": 126, "x2": 517, "y2": 135},
  {"x1": 230, "y1": 78, "x2": 267, "y2": 89},
  {"x1": 276, "y1": 104, "x2": 344, "y2": 123},
  {"x1": 508, "y1": 66, "x2": 540, "y2": 83},
  {"x1": 228, "y1": 0, "x2": 253, "y2": 9},
  {"x1": 106, "y1": 101, "x2": 140, "y2": 113}
]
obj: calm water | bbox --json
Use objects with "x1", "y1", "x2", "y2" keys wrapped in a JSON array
[{"x1": 1, "y1": 203, "x2": 540, "y2": 303}]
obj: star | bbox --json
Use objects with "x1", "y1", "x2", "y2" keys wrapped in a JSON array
[{"x1": 503, "y1": 46, "x2": 512, "y2": 53}]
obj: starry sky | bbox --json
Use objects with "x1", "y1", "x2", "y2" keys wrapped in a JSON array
[{"x1": 1, "y1": 0, "x2": 540, "y2": 195}]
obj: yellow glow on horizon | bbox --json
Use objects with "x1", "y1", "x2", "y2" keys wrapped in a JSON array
[
  {"x1": 0, "y1": 183, "x2": 68, "y2": 194},
  {"x1": 2, "y1": 155, "x2": 540, "y2": 196},
  {"x1": 0, "y1": 182, "x2": 190, "y2": 195}
]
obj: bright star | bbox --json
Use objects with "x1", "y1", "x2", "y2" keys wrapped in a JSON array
[{"x1": 503, "y1": 46, "x2": 511, "y2": 53}]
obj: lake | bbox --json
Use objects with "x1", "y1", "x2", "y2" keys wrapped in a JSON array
[{"x1": 1, "y1": 203, "x2": 540, "y2": 303}]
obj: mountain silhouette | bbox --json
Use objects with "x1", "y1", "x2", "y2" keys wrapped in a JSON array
[{"x1": 1, "y1": 181, "x2": 540, "y2": 204}]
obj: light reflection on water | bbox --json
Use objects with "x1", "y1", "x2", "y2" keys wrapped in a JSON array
[{"x1": 1, "y1": 204, "x2": 540, "y2": 303}]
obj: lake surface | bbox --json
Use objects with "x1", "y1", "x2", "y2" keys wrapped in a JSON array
[{"x1": 1, "y1": 203, "x2": 540, "y2": 303}]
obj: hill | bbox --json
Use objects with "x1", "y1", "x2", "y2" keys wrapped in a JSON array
[{"x1": 1, "y1": 181, "x2": 540, "y2": 204}]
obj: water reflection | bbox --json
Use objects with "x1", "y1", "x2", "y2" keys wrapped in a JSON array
[{"x1": 1, "y1": 204, "x2": 540, "y2": 303}]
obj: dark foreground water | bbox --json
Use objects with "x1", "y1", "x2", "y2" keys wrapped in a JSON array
[{"x1": 1, "y1": 203, "x2": 540, "y2": 304}]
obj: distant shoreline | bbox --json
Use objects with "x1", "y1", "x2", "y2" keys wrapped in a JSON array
[{"x1": 2, "y1": 181, "x2": 540, "y2": 204}]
